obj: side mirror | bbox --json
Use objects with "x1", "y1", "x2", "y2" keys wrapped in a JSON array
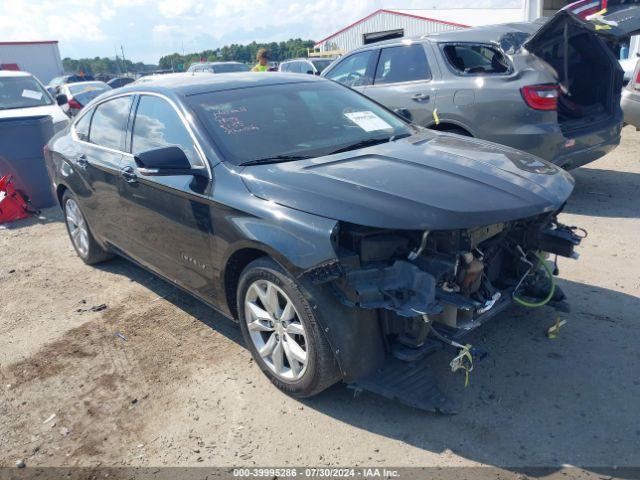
[
  {"x1": 134, "y1": 146, "x2": 203, "y2": 176},
  {"x1": 56, "y1": 94, "x2": 68, "y2": 106},
  {"x1": 394, "y1": 108, "x2": 413, "y2": 121}
]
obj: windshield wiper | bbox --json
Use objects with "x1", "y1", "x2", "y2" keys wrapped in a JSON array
[
  {"x1": 240, "y1": 154, "x2": 313, "y2": 166},
  {"x1": 328, "y1": 133, "x2": 411, "y2": 155}
]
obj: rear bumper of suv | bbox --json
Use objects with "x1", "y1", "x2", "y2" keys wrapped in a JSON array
[
  {"x1": 553, "y1": 116, "x2": 623, "y2": 170},
  {"x1": 488, "y1": 115, "x2": 622, "y2": 170}
]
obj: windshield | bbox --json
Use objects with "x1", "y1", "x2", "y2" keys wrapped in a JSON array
[
  {"x1": 188, "y1": 81, "x2": 411, "y2": 165},
  {"x1": 0, "y1": 75, "x2": 53, "y2": 110},
  {"x1": 212, "y1": 63, "x2": 251, "y2": 73},
  {"x1": 311, "y1": 59, "x2": 333, "y2": 73}
]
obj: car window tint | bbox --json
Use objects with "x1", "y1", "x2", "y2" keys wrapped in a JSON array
[
  {"x1": 443, "y1": 44, "x2": 509, "y2": 74},
  {"x1": 132, "y1": 95, "x2": 202, "y2": 167},
  {"x1": 324, "y1": 51, "x2": 374, "y2": 87},
  {"x1": 311, "y1": 59, "x2": 332, "y2": 74},
  {"x1": 74, "y1": 110, "x2": 92, "y2": 141},
  {"x1": 89, "y1": 96, "x2": 132, "y2": 150},
  {"x1": 374, "y1": 44, "x2": 430, "y2": 85}
]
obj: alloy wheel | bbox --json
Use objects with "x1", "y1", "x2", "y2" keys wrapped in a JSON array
[
  {"x1": 65, "y1": 198, "x2": 90, "y2": 257},
  {"x1": 244, "y1": 279, "x2": 308, "y2": 381}
]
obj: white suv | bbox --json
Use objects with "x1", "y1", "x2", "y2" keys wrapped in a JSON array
[{"x1": 0, "y1": 71, "x2": 69, "y2": 132}]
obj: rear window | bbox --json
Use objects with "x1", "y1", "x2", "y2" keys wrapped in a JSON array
[
  {"x1": 212, "y1": 63, "x2": 251, "y2": 73},
  {"x1": 442, "y1": 44, "x2": 510, "y2": 75},
  {"x1": 68, "y1": 82, "x2": 110, "y2": 95},
  {"x1": 89, "y1": 96, "x2": 133, "y2": 150}
]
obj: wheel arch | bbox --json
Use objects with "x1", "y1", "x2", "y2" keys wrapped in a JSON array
[
  {"x1": 428, "y1": 121, "x2": 474, "y2": 136},
  {"x1": 55, "y1": 183, "x2": 68, "y2": 206},
  {"x1": 221, "y1": 241, "x2": 386, "y2": 383}
]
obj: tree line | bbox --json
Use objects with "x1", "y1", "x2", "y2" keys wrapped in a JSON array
[
  {"x1": 62, "y1": 57, "x2": 156, "y2": 76},
  {"x1": 62, "y1": 38, "x2": 316, "y2": 75},
  {"x1": 157, "y1": 38, "x2": 315, "y2": 70}
]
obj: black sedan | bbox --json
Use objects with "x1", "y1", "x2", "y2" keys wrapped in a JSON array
[{"x1": 44, "y1": 73, "x2": 582, "y2": 402}]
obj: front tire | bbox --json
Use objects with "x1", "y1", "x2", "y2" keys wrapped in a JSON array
[
  {"x1": 62, "y1": 191, "x2": 112, "y2": 265},
  {"x1": 237, "y1": 257, "x2": 340, "y2": 397}
]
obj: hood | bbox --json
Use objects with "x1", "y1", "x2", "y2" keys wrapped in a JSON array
[
  {"x1": 239, "y1": 132, "x2": 575, "y2": 231},
  {"x1": 0, "y1": 104, "x2": 68, "y2": 126}
]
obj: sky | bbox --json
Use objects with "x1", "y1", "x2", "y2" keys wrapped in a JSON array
[{"x1": 0, "y1": 0, "x2": 521, "y2": 64}]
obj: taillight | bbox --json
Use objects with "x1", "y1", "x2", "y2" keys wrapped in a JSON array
[
  {"x1": 634, "y1": 69, "x2": 640, "y2": 90},
  {"x1": 521, "y1": 84, "x2": 558, "y2": 111},
  {"x1": 68, "y1": 98, "x2": 82, "y2": 110}
]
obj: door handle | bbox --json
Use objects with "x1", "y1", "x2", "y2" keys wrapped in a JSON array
[
  {"x1": 76, "y1": 154, "x2": 88, "y2": 169},
  {"x1": 121, "y1": 166, "x2": 138, "y2": 183},
  {"x1": 412, "y1": 93, "x2": 430, "y2": 102}
]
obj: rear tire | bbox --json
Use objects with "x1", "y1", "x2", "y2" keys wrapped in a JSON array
[
  {"x1": 62, "y1": 191, "x2": 112, "y2": 265},
  {"x1": 237, "y1": 257, "x2": 340, "y2": 397}
]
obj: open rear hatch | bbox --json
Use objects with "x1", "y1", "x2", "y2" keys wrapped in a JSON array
[{"x1": 524, "y1": 4, "x2": 640, "y2": 135}]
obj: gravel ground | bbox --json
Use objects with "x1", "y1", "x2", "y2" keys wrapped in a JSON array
[{"x1": 1, "y1": 127, "x2": 639, "y2": 474}]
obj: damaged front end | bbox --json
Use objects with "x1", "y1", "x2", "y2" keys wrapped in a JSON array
[{"x1": 309, "y1": 211, "x2": 583, "y2": 364}]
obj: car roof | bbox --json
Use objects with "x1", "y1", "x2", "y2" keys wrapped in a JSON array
[
  {"x1": 346, "y1": 20, "x2": 544, "y2": 51},
  {"x1": 0, "y1": 70, "x2": 33, "y2": 78},
  {"x1": 118, "y1": 72, "x2": 323, "y2": 97}
]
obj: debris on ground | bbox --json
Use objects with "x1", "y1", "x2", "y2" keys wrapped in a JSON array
[
  {"x1": 115, "y1": 332, "x2": 128, "y2": 342},
  {"x1": 42, "y1": 414, "x2": 56, "y2": 424},
  {"x1": 76, "y1": 303, "x2": 108, "y2": 313},
  {"x1": 15, "y1": 459, "x2": 25, "y2": 468}
]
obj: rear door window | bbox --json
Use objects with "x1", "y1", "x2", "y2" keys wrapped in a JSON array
[
  {"x1": 324, "y1": 50, "x2": 376, "y2": 87},
  {"x1": 373, "y1": 44, "x2": 431, "y2": 85},
  {"x1": 131, "y1": 95, "x2": 202, "y2": 167},
  {"x1": 89, "y1": 96, "x2": 133, "y2": 150},
  {"x1": 442, "y1": 44, "x2": 510, "y2": 75}
]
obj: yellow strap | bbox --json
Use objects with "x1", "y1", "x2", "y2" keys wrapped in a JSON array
[
  {"x1": 450, "y1": 344, "x2": 474, "y2": 387},
  {"x1": 547, "y1": 316, "x2": 567, "y2": 339},
  {"x1": 432, "y1": 108, "x2": 440, "y2": 126}
]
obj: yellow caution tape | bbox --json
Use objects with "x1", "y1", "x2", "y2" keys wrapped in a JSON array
[
  {"x1": 547, "y1": 316, "x2": 567, "y2": 339},
  {"x1": 432, "y1": 108, "x2": 440, "y2": 126},
  {"x1": 450, "y1": 344, "x2": 474, "y2": 387}
]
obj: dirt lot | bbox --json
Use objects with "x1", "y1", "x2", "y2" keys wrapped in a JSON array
[{"x1": 1, "y1": 127, "x2": 639, "y2": 473}]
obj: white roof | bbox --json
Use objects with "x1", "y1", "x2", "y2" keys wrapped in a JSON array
[
  {"x1": 388, "y1": 8, "x2": 526, "y2": 27},
  {"x1": 0, "y1": 70, "x2": 32, "y2": 78}
]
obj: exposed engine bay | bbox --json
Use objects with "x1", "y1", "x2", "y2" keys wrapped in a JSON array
[{"x1": 310, "y1": 211, "x2": 584, "y2": 365}]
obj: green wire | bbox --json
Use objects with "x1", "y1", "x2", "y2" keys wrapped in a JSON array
[{"x1": 513, "y1": 251, "x2": 556, "y2": 308}]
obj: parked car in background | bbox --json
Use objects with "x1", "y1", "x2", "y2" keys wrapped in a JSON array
[
  {"x1": 107, "y1": 77, "x2": 135, "y2": 89},
  {"x1": 187, "y1": 61, "x2": 251, "y2": 73},
  {"x1": 323, "y1": 9, "x2": 640, "y2": 169},
  {"x1": 0, "y1": 71, "x2": 69, "y2": 132},
  {"x1": 620, "y1": 55, "x2": 639, "y2": 85},
  {"x1": 48, "y1": 74, "x2": 95, "y2": 92},
  {"x1": 279, "y1": 58, "x2": 334, "y2": 75},
  {"x1": 56, "y1": 81, "x2": 111, "y2": 116},
  {"x1": 45, "y1": 73, "x2": 583, "y2": 401},
  {"x1": 621, "y1": 58, "x2": 640, "y2": 128}
]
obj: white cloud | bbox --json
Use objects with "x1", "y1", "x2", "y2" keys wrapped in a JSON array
[
  {"x1": 158, "y1": 0, "x2": 204, "y2": 18},
  {"x1": 0, "y1": 0, "x2": 107, "y2": 42}
]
